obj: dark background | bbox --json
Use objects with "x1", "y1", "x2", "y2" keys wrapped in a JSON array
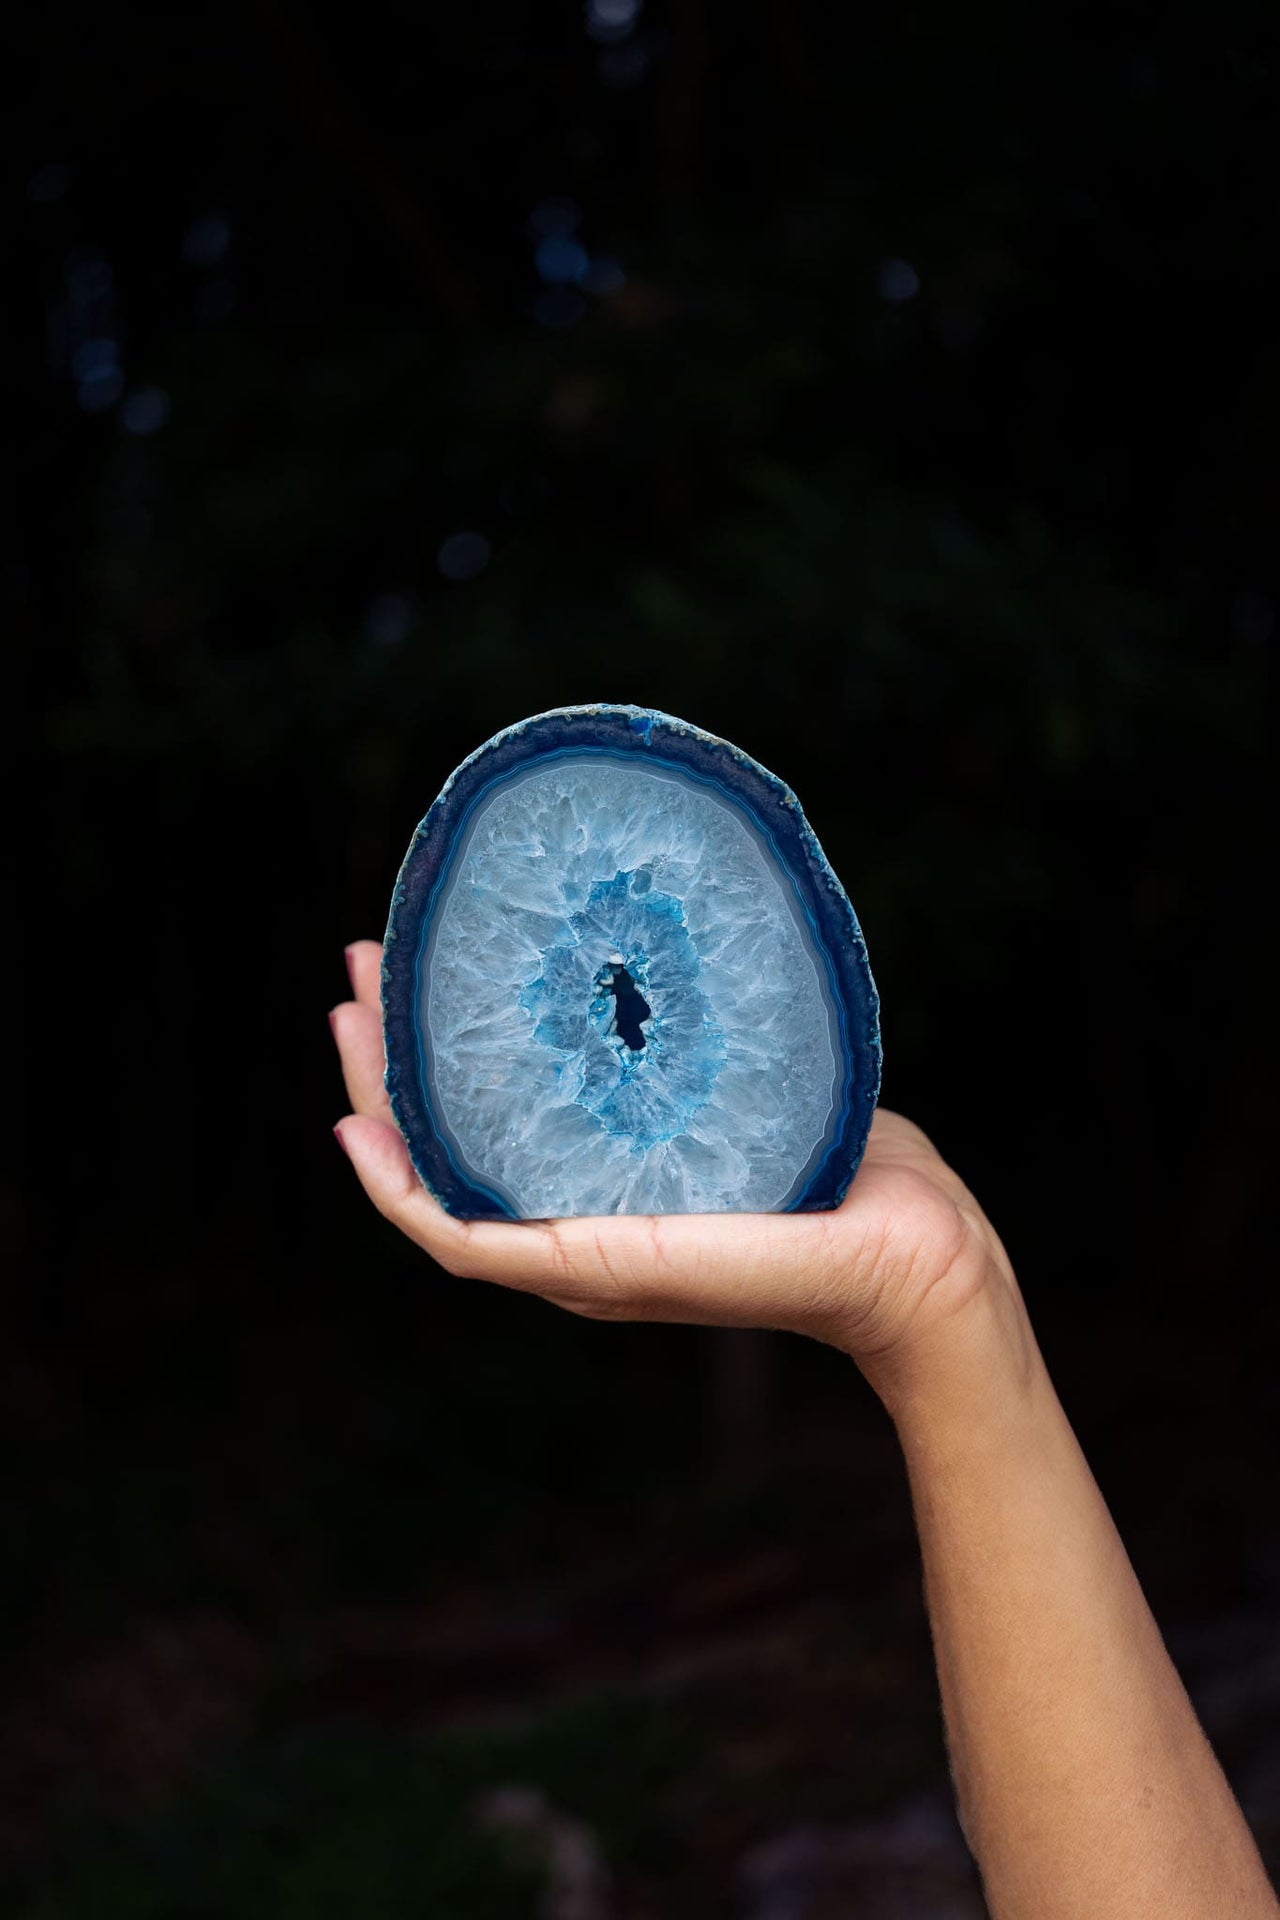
[{"x1": 6, "y1": 2, "x2": 1275, "y2": 1912}]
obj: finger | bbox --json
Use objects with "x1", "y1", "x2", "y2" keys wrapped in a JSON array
[
  {"x1": 344, "y1": 940, "x2": 384, "y2": 1013},
  {"x1": 860, "y1": 1108, "x2": 968, "y2": 1198},
  {"x1": 335, "y1": 1110, "x2": 841, "y2": 1322},
  {"x1": 465, "y1": 1204, "x2": 850, "y2": 1328},
  {"x1": 864, "y1": 1107, "x2": 927, "y2": 1153},
  {"x1": 335, "y1": 1113, "x2": 495, "y2": 1277},
  {"x1": 331, "y1": 999, "x2": 393, "y2": 1122}
]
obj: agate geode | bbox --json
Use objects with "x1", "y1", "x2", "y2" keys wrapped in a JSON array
[{"x1": 382, "y1": 706, "x2": 880, "y2": 1219}]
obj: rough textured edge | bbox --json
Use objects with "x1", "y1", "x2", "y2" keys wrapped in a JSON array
[{"x1": 382, "y1": 704, "x2": 882, "y2": 1220}]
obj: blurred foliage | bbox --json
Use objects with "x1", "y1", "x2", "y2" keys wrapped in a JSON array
[
  {"x1": 19, "y1": 0, "x2": 1270, "y2": 1274},
  {"x1": 6, "y1": 1696, "x2": 691, "y2": 1917}
]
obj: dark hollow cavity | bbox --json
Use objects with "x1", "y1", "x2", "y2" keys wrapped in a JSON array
[{"x1": 601, "y1": 963, "x2": 651, "y2": 1051}]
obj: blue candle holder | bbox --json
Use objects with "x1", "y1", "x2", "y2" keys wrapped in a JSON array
[{"x1": 382, "y1": 706, "x2": 880, "y2": 1218}]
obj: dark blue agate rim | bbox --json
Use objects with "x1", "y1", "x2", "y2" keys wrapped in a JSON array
[{"x1": 382, "y1": 705, "x2": 882, "y2": 1220}]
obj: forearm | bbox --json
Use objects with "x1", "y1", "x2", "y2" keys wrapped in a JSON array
[{"x1": 879, "y1": 1286, "x2": 1275, "y2": 1919}]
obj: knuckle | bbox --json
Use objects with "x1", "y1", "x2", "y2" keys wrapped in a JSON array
[
  {"x1": 543, "y1": 1225, "x2": 579, "y2": 1288},
  {"x1": 536, "y1": 1222, "x2": 645, "y2": 1322}
]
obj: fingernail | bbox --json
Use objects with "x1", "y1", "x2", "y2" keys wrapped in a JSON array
[
  {"x1": 333, "y1": 1124, "x2": 350, "y2": 1158},
  {"x1": 328, "y1": 1006, "x2": 339, "y2": 1037}
]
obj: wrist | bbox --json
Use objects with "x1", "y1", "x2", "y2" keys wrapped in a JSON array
[{"x1": 850, "y1": 1264, "x2": 1044, "y2": 1444}]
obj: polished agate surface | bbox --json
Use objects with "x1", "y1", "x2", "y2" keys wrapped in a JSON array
[{"x1": 382, "y1": 707, "x2": 880, "y2": 1219}]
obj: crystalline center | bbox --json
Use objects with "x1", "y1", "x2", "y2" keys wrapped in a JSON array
[
  {"x1": 518, "y1": 870, "x2": 723, "y2": 1151},
  {"x1": 595, "y1": 957, "x2": 651, "y2": 1053},
  {"x1": 420, "y1": 752, "x2": 841, "y2": 1215}
]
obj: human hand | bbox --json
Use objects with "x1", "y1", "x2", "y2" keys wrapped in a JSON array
[{"x1": 331, "y1": 941, "x2": 1029, "y2": 1414}]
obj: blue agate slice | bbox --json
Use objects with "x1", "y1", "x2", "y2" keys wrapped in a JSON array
[{"x1": 382, "y1": 706, "x2": 880, "y2": 1219}]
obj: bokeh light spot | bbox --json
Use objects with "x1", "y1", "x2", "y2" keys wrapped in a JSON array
[
  {"x1": 121, "y1": 386, "x2": 171, "y2": 436},
  {"x1": 586, "y1": 0, "x2": 643, "y2": 43},
  {"x1": 183, "y1": 214, "x2": 231, "y2": 267},
  {"x1": 77, "y1": 369, "x2": 124, "y2": 413},
  {"x1": 363, "y1": 593, "x2": 419, "y2": 646},
  {"x1": 437, "y1": 532, "x2": 492, "y2": 582},
  {"x1": 73, "y1": 337, "x2": 120, "y2": 380},
  {"x1": 876, "y1": 257, "x2": 921, "y2": 302},
  {"x1": 535, "y1": 234, "x2": 591, "y2": 284}
]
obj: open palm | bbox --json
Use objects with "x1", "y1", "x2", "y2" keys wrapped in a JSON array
[{"x1": 332, "y1": 942, "x2": 1016, "y2": 1384}]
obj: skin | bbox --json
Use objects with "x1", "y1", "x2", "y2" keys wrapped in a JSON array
[{"x1": 332, "y1": 939, "x2": 1276, "y2": 1918}]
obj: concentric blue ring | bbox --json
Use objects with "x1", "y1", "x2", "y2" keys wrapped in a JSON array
[{"x1": 382, "y1": 705, "x2": 881, "y2": 1219}]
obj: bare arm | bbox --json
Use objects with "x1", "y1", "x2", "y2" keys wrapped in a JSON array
[
  {"x1": 332, "y1": 940, "x2": 1276, "y2": 1917},
  {"x1": 871, "y1": 1291, "x2": 1276, "y2": 1918}
]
